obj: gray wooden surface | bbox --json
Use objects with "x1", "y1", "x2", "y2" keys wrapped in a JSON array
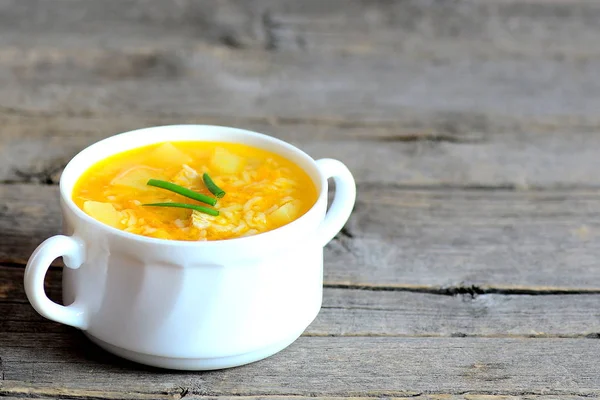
[{"x1": 1, "y1": 0, "x2": 600, "y2": 398}]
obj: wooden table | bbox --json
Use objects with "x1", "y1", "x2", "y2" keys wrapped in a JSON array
[{"x1": 2, "y1": 1, "x2": 600, "y2": 398}]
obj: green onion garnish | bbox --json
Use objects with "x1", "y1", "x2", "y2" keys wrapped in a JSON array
[
  {"x1": 143, "y1": 202, "x2": 219, "y2": 216},
  {"x1": 202, "y1": 173, "x2": 226, "y2": 198},
  {"x1": 147, "y1": 179, "x2": 217, "y2": 206}
]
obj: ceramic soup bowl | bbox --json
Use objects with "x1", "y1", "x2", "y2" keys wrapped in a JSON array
[{"x1": 24, "y1": 125, "x2": 356, "y2": 370}]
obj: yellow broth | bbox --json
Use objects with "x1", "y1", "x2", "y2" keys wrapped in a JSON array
[{"x1": 72, "y1": 142, "x2": 318, "y2": 241}]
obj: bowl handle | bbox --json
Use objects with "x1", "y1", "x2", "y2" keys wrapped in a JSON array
[
  {"x1": 315, "y1": 158, "x2": 357, "y2": 247},
  {"x1": 24, "y1": 235, "x2": 89, "y2": 330}
]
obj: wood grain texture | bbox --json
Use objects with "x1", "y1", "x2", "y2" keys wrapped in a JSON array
[
  {"x1": 3, "y1": 269, "x2": 600, "y2": 337},
  {"x1": 3, "y1": 114, "x2": 600, "y2": 189},
  {"x1": 1, "y1": 0, "x2": 600, "y2": 187},
  {"x1": 0, "y1": 394, "x2": 593, "y2": 400},
  {"x1": 3, "y1": 184, "x2": 600, "y2": 290},
  {"x1": 3, "y1": 42, "x2": 600, "y2": 122},
  {"x1": 1, "y1": 336, "x2": 600, "y2": 396},
  {"x1": 1, "y1": 1, "x2": 599, "y2": 397},
  {"x1": 313, "y1": 289, "x2": 600, "y2": 337},
  {"x1": 0, "y1": 395, "x2": 594, "y2": 400},
  {"x1": 2, "y1": 0, "x2": 600, "y2": 56}
]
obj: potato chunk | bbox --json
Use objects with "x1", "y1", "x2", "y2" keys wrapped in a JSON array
[
  {"x1": 147, "y1": 142, "x2": 193, "y2": 166},
  {"x1": 269, "y1": 200, "x2": 302, "y2": 225},
  {"x1": 210, "y1": 147, "x2": 244, "y2": 175},
  {"x1": 83, "y1": 201, "x2": 123, "y2": 228},
  {"x1": 110, "y1": 166, "x2": 160, "y2": 190}
]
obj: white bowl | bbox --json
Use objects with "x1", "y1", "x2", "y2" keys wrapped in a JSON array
[{"x1": 24, "y1": 125, "x2": 356, "y2": 370}]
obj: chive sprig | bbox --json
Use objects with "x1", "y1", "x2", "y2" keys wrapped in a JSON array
[
  {"x1": 146, "y1": 179, "x2": 217, "y2": 206},
  {"x1": 143, "y1": 177, "x2": 225, "y2": 216},
  {"x1": 143, "y1": 202, "x2": 219, "y2": 216},
  {"x1": 202, "y1": 173, "x2": 226, "y2": 198}
]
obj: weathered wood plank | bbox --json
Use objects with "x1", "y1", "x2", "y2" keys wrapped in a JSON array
[
  {"x1": 1, "y1": 0, "x2": 598, "y2": 124},
  {"x1": 2, "y1": 0, "x2": 600, "y2": 188},
  {"x1": 0, "y1": 265, "x2": 62, "y2": 303},
  {"x1": 1, "y1": 1, "x2": 599, "y2": 398},
  {"x1": 1, "y1": 336, "x2": 599, "y2": 396},
  {"x1": 1, "y1": 0, "x2": 599, "y2": 57},
  {"x1": 0, "y1": 393, "x2": 592, "y2": 400},
  {"x1": 3, "y1": 0, "x2": 598, "y2": 127},
  {"x1": 334, "y1": 187, "x2": 600, "y2": 290},
  {"x1": 313, "y1": 289, "x2": 600, "y2": 337},
  {"x1": 0, "y1": 395, "x2": 593, "y2": 400},
  {"x1": 3, "y1": 114, "x2": 600, "y2": 188},
  {"x1": 2, "y1": 45, "x2": 600, "y2": 125},
  {"x1": 4, "y1": 287, "x2": 600, "y2": 338},
  {"x1": 1, "y1": 1, "x2": 600, "y2": 187},
  {"x1": 3, "y1": 184, "x2": 600, "y2": 290},
  {"x1": 2, "y1": 266, "x2": 600, "y2": 337}
]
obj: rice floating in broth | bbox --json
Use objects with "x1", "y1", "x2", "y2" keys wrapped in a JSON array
[{"x1": 72, "y1": 142, "x2": 318, "y2": 241}]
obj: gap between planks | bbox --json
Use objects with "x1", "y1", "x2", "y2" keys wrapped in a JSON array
[
  {"x1": 3, "y1": 261, "x2": 600, "y2": 296},
  {"x1": 2, "y1": 265, "x2": 600, "y2": 338}
]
